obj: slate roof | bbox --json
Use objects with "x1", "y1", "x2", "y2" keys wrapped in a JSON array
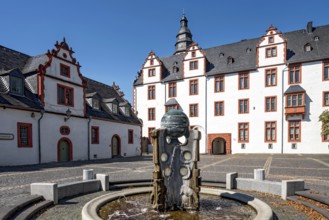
[
  {"x1": 0, "y1": 45, "x2": 30, "y2": 71},
  {"x1": 134, "y1": 24, "x2": 329, "y2": 86},
  {"x1": 284, "y1": 85, "x2": 306, "y2": 94}
]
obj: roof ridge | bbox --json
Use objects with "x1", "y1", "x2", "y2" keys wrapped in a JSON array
[{"x1": 0, "y1": 45, "x2": 31, "y2": 58}]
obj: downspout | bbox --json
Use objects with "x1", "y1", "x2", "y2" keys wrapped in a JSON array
[
  {"x1": 87, "y1": 116, "x2": 91, "y2": 160},
  {"x1": 281, "y1": 64, "x2": 289, "y2": 154},
  {"x1": 38, "y1": 109, "x2": 45, "y2": 164},
  {"x1": 205, "y1": 76, "x2": 208, "y2": 154}
]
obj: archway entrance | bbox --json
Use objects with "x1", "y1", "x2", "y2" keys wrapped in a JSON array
[
  {"x1": 57, "y1": 138, "x2": 72, "y2": 162},
  {"x1": 111, "y1": 135, "x2": 121, "y2": 157},
  {"x1": 212, "y1": 137, "x2": 226, "y2": 154}
]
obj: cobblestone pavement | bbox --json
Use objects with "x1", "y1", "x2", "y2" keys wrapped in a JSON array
[{"x1": 0, "y1": 154, "x2": 329, "y2": 219}]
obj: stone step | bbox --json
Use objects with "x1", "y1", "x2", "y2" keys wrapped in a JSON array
[
  {"x1": 201, "y1": 181, "x2": 226, "y2": 188},
  {"x1": 295, "y1": 190, "x2": 329, "y2": 206},
  {"x1": 287, "y1": 196, "x2": 329, "y2": 219},
  {"x1": 14, "y1": 200, "x2": 53, "y2": 220},
  {"x1": 0, "y1": 195, "x2": 43, "y2": 220},
  {"x1": 109, "y1": 182, "x2": 153, "y2": 190}
]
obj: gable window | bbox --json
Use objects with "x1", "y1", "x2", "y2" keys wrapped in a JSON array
[
  {"x1": 286, "y1": 93, "x2": 304, "y2": 107},
  {"x1": 265, "y1": 96, "x2": 277, "y2": 112},
  {"x1": 148, "y1": 68, "x2": 155, "y2": 77},
  {"x1": 150, "y1": 59, "x2": 154, "y2": 66},
  {"x1": 288, "y1": 121, "x2": 301, "y2": 142},
  {"x1": 323, "y1": 91, "x2": 329, "y2": 106},
  {"x1": 10, "y1": 76, "x2": 24, "y2": 95},
  {"x1": 166, "y1": 104, "x2": 178, "y2": 112},
  {"x1": 214, "y1": 76, "x2": 224, "y2": 92},
  {"x1": 265, "y1": 68, "x2": 277, "y2": 87},
  {"x1": 60, "y1": 64, "x2": 70, "y2": 77},
  {"x1": 265, "y1": 121, "x2": 276, "y2": 142},
  {"x1": 91, "y1": 126, "x2": 99, "y2": 144},
  {"x1": 17, "y1": 123, "x2": 32, "y2": 148},
  {"x1": 189, "y1": 79, "x2": 198, "y2": 95},
  {"x1": 289, "y1": 65, "x2": 301, "y2": 84},
  {"x1": 265, "y1": 47, "x2": 277, "y2": 58},
  {"x1": 324, "y1": 61, "x2": 329, "y2": 81},
  {"x1": 57, "y1": 84, "x2": 74, "y2": 106},
  {"x1": 239, "y1": 72, "x2": 249, "y2": 90},
  {"x1": 128, "y1": 129, "x2": 133, "y2": 144},
  {"x1": 268, "y1": 36, "x2": 274, "y2": 43},
  {"x1": 148, "y1": 85, "x2": 155, "y2": 100},
  {"x1": 191, "y1": 51, "x2": 196, "y2": 58},
  {"x1": 238, "y1": 99, "x2": 249, "y2": 114},
  {"x1": 215, "y1": 101, "x2": 224, "y2": 116},
  {"x1": 189, "y1": 104, "x2": 198, "y2": 117},
  {"x1": 189, "y1": 61, "x2": 198, "y2": 70},
  {"x1": 148, "y1": 108, "x2": 155, "y2": 121},
  {"x1": 238, "y1": 122, "x2": 249, "y2": 143},
  {"x1": 168, "y1": 82, "x2": 177, "y2": 97}
]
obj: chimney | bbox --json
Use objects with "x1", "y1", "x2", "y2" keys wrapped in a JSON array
[{"x1": 307, "y1": 21, "x2": 313, "y2": 33}]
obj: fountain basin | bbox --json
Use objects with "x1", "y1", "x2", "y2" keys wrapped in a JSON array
[{"x1": 81, "y1": 187, "x2": 273, "y2": 220}]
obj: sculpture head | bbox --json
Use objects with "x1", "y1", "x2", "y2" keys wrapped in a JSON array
[{"x1": 161, "y1": 109, "x2": 189, "y2": 139}]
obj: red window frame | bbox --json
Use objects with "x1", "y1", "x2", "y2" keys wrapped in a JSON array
[
  {"x1": 265, "y1": 46, "x2": 277, "y2": 58},
  {"x1": 323, "y1": 61, "x2": 329, "y2": 81},
  {"x1": 189, "y1": 104, "x2": 198, "y2": 117},
  {"x1": 91, "y1": 126, "x2": 99, "y2": 144},
  {"x1": 265, "y1": 68, "x2": 277, "y2": 87},
  {"x1": 60, "y1": 126, "x2": 70, "y2": 135},
  {"x1": 148, "y1": 85, "x2": 156, "y2": 100},
  {"x1": 60, "y1": 63, "x2": 70, "y2": 78},
  {"x1": 238, "y1": 72, "x2": 249, "y2": 90},
  {"x1": 265, "y1": 121, "x2": 276, "y2": 142},
  {"x1": 189, "y1": 79, "x2": 198, "y2": 95},
  {"x1": 238, "y1": 122, "x2": 249, "y2": 143},
  {"x1": 286, "y1": 93, "x2": 304, "y2": 107},
  {"x1": 17, "y1": 123, "x2": 33, "y2": 148},
  {"x1": 288, "y1": 121, "x2": 301, "y2": 142},
  {"x1": 166, "y1": 104, "x2": 178, "y2": 112},
  {"x1": 238, "y1": 99, "x2": 249, "y2": 114},
  {"x1": 214, "y1": 75, "x2": 224, "y2": 92},
  {"x1": 150, "y1": 59, "x2": 154, "y2": 66},
  {"x1": 148, "y1": 68, "x2": 155, "y2": 77},
  {"x1": 214, "y1": 101, "x2": 224, "y2": 116},
  {"x1": 191, "y1": 51, "x2": 196, "y2": 58},
  {"x1": 168, "y1": 82, "x2": 177, "y2": 97},
  {"x1": 148, "y1": 108, "x2": 155, "y2": 121},
  {"x1": 265, "y1": 96, "x2": 277, "y2": 112},
  {"x1": 128, "y1": 129, "x2": 134, "y2": 144},
  {"x1": 323, "y1": 91, "x2": 329, "y2": 107},
  {"x1": 189, "y1": 61, "x2": 198, "y2": 70},
  {"x1": 268, "y1": 36, "x2": 274, "y2": 44},
  {"x1": 57, "y1": 84, "x2": 74, "y2": 106},
  {"x1": 289, "y1": 65, "x2": 302, "y2": 84}
]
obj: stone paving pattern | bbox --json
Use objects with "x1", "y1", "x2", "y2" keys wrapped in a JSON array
[{"x1": 0, "y1": 154, "x2": 329, "y2": 219}]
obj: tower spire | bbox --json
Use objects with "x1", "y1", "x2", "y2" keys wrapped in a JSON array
[{"x1": 174, "y1": 14, "x2": 193, "y2": 55}]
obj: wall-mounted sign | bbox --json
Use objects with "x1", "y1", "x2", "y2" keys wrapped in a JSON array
[{"x1": 0, "y1": 133, "x2": 14, "y2": 140}]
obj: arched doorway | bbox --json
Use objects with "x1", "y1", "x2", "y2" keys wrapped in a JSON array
[
  {"x1": 212, "y1": 137, "x2": 226, "y2": 155},
  {"x1": 57, "y1": 138, "x2": 72, "y2": 162},
  {"x1": 111, "y1": 135, "x2": 121, "y2": 157}
]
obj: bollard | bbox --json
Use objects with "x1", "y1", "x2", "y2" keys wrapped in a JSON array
[
  {"x1": 83, "y1": 169, "x2": 94, "y2": 180},
  {"x1": 254, "y1": 169, "x2": 265, "y2": 181}
]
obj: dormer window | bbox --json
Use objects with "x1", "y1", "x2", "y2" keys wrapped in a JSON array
[
  {"x1": 227, "y1": 56, "x2": 234, "y2": 64},
  {"x1": 219, "y1": 53, "x2": 224, "y2": 58},
  {"x1": 304, "y1": 43, "x2": 312, "y2": 52},
  {"x1": 112, "y1": 103, "x2": 118, "y2": 114},
  {"x1": 60, "y1": 64, "x2": 70, "y2": 77},
  {"x1": 92, "y1": 99, "x2": 99, "y2": 110},
  {"x1": 10, "y1": 76, "x2": 24, "y2": 95},
  {"x1": 246, "y1": 48, "x2": 252, "y2": 53},
  {"x1": 314, "y1": 36, "x2": 319, "y2": 41},
  {"x1": 125, "y1": 107, "x2": 130, "y2": 116}
]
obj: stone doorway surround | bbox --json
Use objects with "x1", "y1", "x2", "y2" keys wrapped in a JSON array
[{"x1": 207, "y1": 133, "x2": 231, "y2": 154}]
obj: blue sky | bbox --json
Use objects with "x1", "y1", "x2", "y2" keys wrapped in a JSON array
[{"x1": 1, "y1": 0, "x2": 329, "y2": 102}]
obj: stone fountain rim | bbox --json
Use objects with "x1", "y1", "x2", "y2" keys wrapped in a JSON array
[{"x1": 81, "y1": 186, "x2": 273, "y2": 220}]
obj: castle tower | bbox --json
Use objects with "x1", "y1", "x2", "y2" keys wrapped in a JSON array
[{"x1": 174, "y1": 15, "x2": 193, "y2": 54}]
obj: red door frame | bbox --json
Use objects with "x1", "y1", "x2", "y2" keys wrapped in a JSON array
[
  {"x1": 57, "y1": 137, "x2": 73, "y2": 161},
  {"x1": 111, "y1": 134, "x2": 121, "y2": 157}
]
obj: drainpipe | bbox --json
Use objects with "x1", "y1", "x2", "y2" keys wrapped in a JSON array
[
  {"x1": 205, "y1": 76, "x2": 208, "y2": 154},
  {"x1": 281, "y1": 64, "x2": 289, "y2": 154},
  {"x1": 87, "y1": 116, "x2": 91, "y2": 160},
  {"x1": 38, "y1": 109, "x2": 45, "y2": 164}
]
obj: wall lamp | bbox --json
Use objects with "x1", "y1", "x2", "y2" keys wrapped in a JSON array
[{"x1": 64, "y1": 108, "x2": 71, "y2": 122}]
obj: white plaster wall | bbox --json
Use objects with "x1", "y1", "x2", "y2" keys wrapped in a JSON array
[
  {"x1": 90, "y1": 119, "x2": 141, "y2": 159},
  {"x1": 0, "y1": 109, "x2": 39, "y2": 166},
  {"x1": 283, "y1": 61, "x2": 329, "y2": 153},
  {"x1": 40, "y1": 114, "x2": 88, "y2": 163},
  {"x1": 258, "y1": 43, "x2": 285, "y2": 67},
  {"x1": 43, "y1": 77, "x2": 85, "y2": 116},
  {"x1": 47, "y1": 56, "x2": 82, "y2": 84},
  {"x1": 143, "y1": 54, "x2": 162, "y2": 84}
]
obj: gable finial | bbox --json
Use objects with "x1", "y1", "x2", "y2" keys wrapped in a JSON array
[{"x1": 183, "y1": 8, "x2": 185, "y2": 16}]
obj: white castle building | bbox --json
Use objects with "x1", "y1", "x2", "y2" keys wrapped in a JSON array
[
  {"x1": 0, "y1": 39, "x2": 141, "y2": 166},
  {"x1": 133, "y1": 16, "x2": 329, "y2": 154}
]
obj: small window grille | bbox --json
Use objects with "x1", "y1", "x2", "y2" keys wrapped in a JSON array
[
  {"x1": 291, "y1": 143, "x2": 297, "y2": 149},
  {"x1": 268, "y1": 143, "x2": 273, "y2": 149},
  {"x1": 241, "y1": 143, "x2": 246, "y2": 149}
]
